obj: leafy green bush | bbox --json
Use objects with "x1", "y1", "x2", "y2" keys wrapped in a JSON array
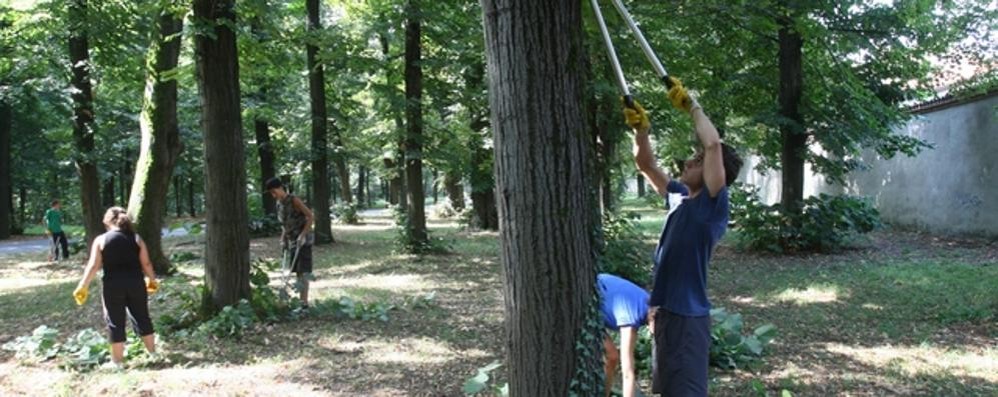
[
  {"x1": 248, "y1": 216, "x2": 282, "y2": 238},
  {"x1": 2, "y1": 326, "x2": 153, "y2": 370},
  {"x1": 463, "y1": 361, "x2": 508, "y2": 396},
  {"x1": 2, "y1": 325, "x2": 60, "y2": 361},
  {"x1": 312, "y1": 296, "x2": 394, "y2": 322},
  {"x1": 600, "y1": 212, "x2": 651, "y2": 286},
  {"x1": 197, "y1": 299, "x2": 257, "y2": 338},
  {"x1": 709, "y1": 308, "x2": 777, "y2": 370},
  {"x1": 169, "y1": 251, "x2": 199, "y2": 263},
  {"x1": 731, "y1": 185, "x2": 881, "y2": 252},
  {"x1": 332, "y1": 203, "x2": 361, "y2": 225},
  {"x1": 391, "y1": 205, "x2": 448, "y2": 254},
  {"x1": 60, "y1": 328, "x2": 110, "y2": 368}
]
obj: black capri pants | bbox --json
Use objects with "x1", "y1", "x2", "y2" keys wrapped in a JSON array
[{"x1": 101, "y1": 278, "x2": 155, "y2": 343}]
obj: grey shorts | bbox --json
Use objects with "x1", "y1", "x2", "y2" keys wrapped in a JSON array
[{"x1": 651, "y1": 308, "x2": 711, "y2": 396}]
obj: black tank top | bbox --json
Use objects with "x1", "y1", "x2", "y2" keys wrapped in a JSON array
[{"x1": 101, "y1": 230, "x2": 143, "y2": 281}]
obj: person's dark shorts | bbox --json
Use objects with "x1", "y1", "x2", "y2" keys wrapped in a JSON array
[
  {"x1": 651, "y1": 308, "x2": 710, "y2": 396},
  {"x1": 291, "y1": 243, "x2": 313, "y2": 274},
  {"x1": 101, "y1": 278, "x2": 155, "y2": 343}
]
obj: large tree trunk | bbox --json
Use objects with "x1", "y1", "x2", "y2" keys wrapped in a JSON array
[
  {"x1": 128, "y1": 8, "x2": 184, "y2": 275},
  {"x1": 403, "y1": 0, "x2": 427, "y2": 245},
  {"x1": 102, "y1": 176, "x2": 114, "y2": 207},
  {"x1": 188, "y1": 178, "x2": 196, "y2": 217},
  {"x1": 193, "y1": 0, "x2": 250, "y2": 312},
  {"x1": 306, "y1": 0, "x2": 333, "y2": 244},
  {"x1": 0, "y1": 100, "x2": 10, "y2": 239},
  {"x1": 356, "y1": 165, "x2": 366, "y2": 207},
  {"x1": 250, "y1": 16, "x2": 277, "y2": 217},
  {"x1": 174, "y1": 175, "x2": 182, "y2": 218},
  {"x1": 68, "y1": 0, "x2": 103, "y2": 246},
  {"x1": 481, "y1": 0, "x2": 601, "y2": 394},
  {"x1": 254, "y1": 118, "x2": 277, "y2": 215},
  {"x1": 443, "y1": 170, "x2": 464, "y2": 212},
  {"x1": 778, "y1": 15, "x2": 806, "y2": 215}
]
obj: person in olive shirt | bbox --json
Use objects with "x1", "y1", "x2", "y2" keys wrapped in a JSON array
[
  {"x1": 265, "y1": 178, "x2": 315, "y2": 307},
  {"x1": 43, "y1": 200, "x2": 69, "y2": 261}
]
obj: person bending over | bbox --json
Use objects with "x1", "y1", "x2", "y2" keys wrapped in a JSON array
[{"x1": 599, "y1": 273, "x2": 651, "y2": 397}]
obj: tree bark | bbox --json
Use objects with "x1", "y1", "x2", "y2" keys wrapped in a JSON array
[
  {"x1": 482, "y1": 0, "x2": 601, "y2": 394},
  {"x1": 636, "y1": 173, "x2": 645, "y2": 197},
  {"x1": 102, "y1": 176, "x2": 114, "y2": 207},
  {"x1": 0, "y1": 100, "x2": 10, "y2": 239},
  {"x1": 188, "y1": 178, "x2": 196, "y2": 217},
  {"x1": 306, "y1": 0, "x2": 333, "y2": 244},
  {"x1": 443, "y1": 170, "x2": 464, "y2": 212},
  {"x1": 404, "y1": 0, "x2": 427, "y2": 245},
  {"x1": 174, "y1": 175, "x2": 182, "y2": 218},
  {"x1": 254, "y1": 118, "x2": 277, "y2": 215},
  {"x1": 356, "y1": 165, "x2": 366, "y2": 207},
  {"x1": 193, "y1": 0, "x2": 250, "y2": 312},
  {"x1": 128, "y1": 7, "x2": 184, "y2": 274},
  {"x1": 68, "y1": 0, "x2": 104, "y2": 246},
  {"x1": 778, "y1": 15, "x2": 806, "y2": 215}
]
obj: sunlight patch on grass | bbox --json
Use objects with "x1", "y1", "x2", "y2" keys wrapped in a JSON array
[
  {"x1": 823, "y1": 342, "x2": 998, "y2": 382},
  {"x1": 772, "y1": 284, "x2": 844, "y2": 305},
  {"x1": 351, "y1": 338, "x2": 489, "y2": 366},
  {"x1": 0, "y1": 276, "x2": 74, "y2": 293},
  {"x1": 318, "y1": 274, "x2": 433, "y2": 294}
]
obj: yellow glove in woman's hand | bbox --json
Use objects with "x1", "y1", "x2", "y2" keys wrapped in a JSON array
[
  {"x1": 146, "y1": 278, "x2": 159, "y2": 294},
  {"x1": 666, "y1": 77, "x2": 694, "y2": 113},
  {"x1": 73, "y1": 285, "x2": 88, "y2": 306},
  {"x1": 622, "y1": 98, "x2": 650, "y2": 133}
]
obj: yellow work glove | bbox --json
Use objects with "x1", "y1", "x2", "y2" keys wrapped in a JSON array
[
  {"x1": 73, "y1": 285, "x2": 88, "y2": 306},
  {"x1": 666, "y1": 76, "x2": 695, "y2": 113},
  {"x1": 145, "y1": 277, "x2": 159, "y2": 295},
  {"x1": 622, "y1": 98, "x2": 650, "y2": 134}
]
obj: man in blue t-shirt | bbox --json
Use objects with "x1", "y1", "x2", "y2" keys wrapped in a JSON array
[
  {"x1": 598, "y1": 273, "x2": 650, "y2": 397},
  {"x1": 623, "y1": 77, "x2": 743, "y2": 396}
]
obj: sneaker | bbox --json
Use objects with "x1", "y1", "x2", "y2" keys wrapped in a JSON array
[{"x1": 100, "y1": 361, "x2": 125, "y2": 372}]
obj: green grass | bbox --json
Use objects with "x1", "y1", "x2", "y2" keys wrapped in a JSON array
[{"x1": 1, "y1": 206, "x2": 995, "y2": 396}]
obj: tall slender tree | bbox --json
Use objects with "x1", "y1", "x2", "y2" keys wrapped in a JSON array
[
  {"x1": 193, "y1": 0, "x2": 250, "y2": 311},
  {"x1": 306, "y1": 0, "x2": 333, "y2": 243},
  {"x1": 0, "y1": 100, "x2": 10, "y2": 239},
  {"x1": 68, "y1": 0, "x2": 103, "y2": 245},
  {"x1": 403, "y1": 0, "x2": 427, "y2": 245},
  {"x1": 128, "y1": 1, "x2": 184, "y2": 274},
  {"x1": 482, "y1": 0, "x2": 601, "y2": 393}
]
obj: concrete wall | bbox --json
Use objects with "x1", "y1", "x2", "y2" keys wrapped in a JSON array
[{"x1": 739, "y1": 93, "x2": 998, "y2": 236}]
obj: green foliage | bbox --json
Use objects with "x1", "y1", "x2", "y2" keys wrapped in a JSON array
[
  {"x1": 312, "y1": 296, "x2": 394, "y2": 323},
  {"x1": 168, "y1": 251, "x2": 199, "y2": 263},
  {"x1": 569, "y1": 290, "x2": 606, "y2": 397},
  {"x1": 462, "y1": 361, "x2": 507, "y2": 396},
  {"x1": 1, "y1": 326, "x2": 149, "y2": 370},
  {"x1": 731, "y1": 185, "x2": 881, "y2": 252},
  {"x1": 248, "y1": 215, "x2": 282, "y2": 238},
  {"x1": 197, "y1": 299, "x2": 257, "y2": 338},
  {"x1": 600, "y1": 211, "x2": 650, "y2": 286},
  {"x1": 2, "y1": 325, "x2": 60, "y2": 361},
  {"x1": 709, "y1": 308, "x2": 777, "y2": 371},
  {"x1": 60, "y1": 328, "x2": 111, "y2": 369},
  {"x1": 332, "y1": 202, "x2": 361, "y2": 225},
  {"x1": 391, "y1": 205, "x2": 448, "y2": 254}
]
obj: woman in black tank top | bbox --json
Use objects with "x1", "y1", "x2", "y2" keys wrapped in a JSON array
[{"x1": 74, "y1": 207, "x2": 160, "y2": 369}]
